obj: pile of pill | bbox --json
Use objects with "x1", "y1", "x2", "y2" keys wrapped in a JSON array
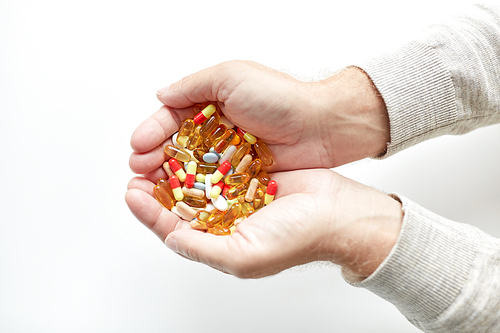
[{"x1": 153, "y1": 103, "x2": 278, "y2": 236}]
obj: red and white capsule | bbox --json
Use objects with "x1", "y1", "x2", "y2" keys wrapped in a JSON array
[
  {"x1": 168, "y1": 158, "x2": 186, "y2": 182},
  {"x1": 193, "y1": 104, "x2": 216, "y2": 124},
  {"x1": 211, "y1": 161, "x2": 232, "y2": 184},
  {"x1": 169, "y1": 175, "x2": 184, "y2": 201},
  {"x1": 264, "y1": 180, "x2": 278, "y2": 205},
  {"x1": 184, "y1": 161, "x2": 197, "y2": 188}
]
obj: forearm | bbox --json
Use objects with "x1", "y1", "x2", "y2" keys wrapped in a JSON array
[
  {"x1": 347, "y1": 195, "x2": 500, "y2": 332},
  {"x1": 357, "y1": 2, "x2": 500, "y2": 157}
]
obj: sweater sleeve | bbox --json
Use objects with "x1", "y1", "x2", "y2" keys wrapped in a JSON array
[
  {"x1": 347, "y1": 195, "x2": 500, "y2": 332},
  {"x1": 358, "y1": 2, "x2": 500, "y2": 157}
]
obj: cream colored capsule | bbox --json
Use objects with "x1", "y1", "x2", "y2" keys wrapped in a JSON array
[
  {"x1": 235, "y1": 154, "x2": 253, "y2": 173},
  {"x1": 171, "y1": 206, "x2": 192, "y2": 221},
  {"x1": 162, "y1": 161, "x2": 175, "y2": 177},
  {"x1": 245, "y1": 178, "x2": 259, "y2": 202},
  {"x1": 182, "y1": 187, "x2": 205, "y2": 199},
  {"x1": 176, "y1": 201, "x2": 198, "y2": 220}
]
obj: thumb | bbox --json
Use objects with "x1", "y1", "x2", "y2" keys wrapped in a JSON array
[
  {"x1": 164, "y1": 228, "x2": 238, "y2": 273},
  {"x1": 156, "y1": 61, "x2": 239, "y2": 109}
]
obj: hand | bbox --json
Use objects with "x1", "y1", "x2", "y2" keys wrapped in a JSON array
[
  {"x1": 130, "y1": 60, "x2": 390, "y2": 180},
  {"x1": 125, "y1": 169, "x2": 403, "y2": 280}
]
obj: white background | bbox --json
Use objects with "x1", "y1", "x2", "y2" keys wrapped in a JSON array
[{"x1": 1, "y1": 0, "x2": 499, "y2": 332}]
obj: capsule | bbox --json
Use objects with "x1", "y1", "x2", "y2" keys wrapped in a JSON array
[
  {"x1": 218, "y1": 145, "x2": 237, "y2": 165},
  {"x1": 211, "y1": 161, "x2": 232, "y2": 184},
  {"x1": 253, "y1": 187, "x2": 265, "y2": 210},
  {"x1": 203, "y1": 124, "x2": 227, "y2": 148},
  {"x1": 204, "y1": 174, "x2": 213, "y2": 199},
  {"x1": 224, "y1": 172, "x2": 250, "y2": 186},
  {"x1": 235, "y1": 154, "x2": 252, "y2": 173},
  {"x1": 245, "y1": 178, "x2": 259, "y2": 202},
  {"x1": 241, "y1": 202, "x2": 255, "y2": 216},
  {"x1": 254, "y1": 139, "x2": 273, "y2": 166},
  {"x1": 176, "y1": 201, "x2": 197, "y2": 220},
  {"x1": 187, "y1": 125, "x2": 203, "y2": 150},
  {"x1": 236, "y1": 128, "x2": 257, "y2": 144},
  {"x1": 184, "y1": 161, "x2": 197, "y2": 188},
  {"x1": 169, "y1": 175, "x2": 184, "y2": 201},
  {"x1": 221, "y1": 203, "x2": 241, "y2": 228},
  {"x1": 183, "y1": 196, "x2": 208, "y2": 209},
  {"x1": 264, "y1": 180, "x2": 278, "y2": 205},
  {"x1": 257, "y1": 170, "x2": 270, "y2": 186},
  {"x1": 194, "y1": 104, "x2": 216, "y2": 124},
  {"x1": 164, "y1": 145, "x2": 191, "y2": 163},
  {"x1": 225, "y1": 183, "x2": 248, "y2": 200},
  {"x1": 168, "y1": 158, "x2": 186, "y2": 182},
  {"x1": 162, "y1": 161, "x2": 175, "y2": 177},
  {"x1": 207, "y1": 224, "x2": 231, "y2": 236},
  {"x1": 177, "y1": 119, "x2": 195, "y2": 147},
  {"x1": 230, "y1": 142, "x2": 251, "y2": 168},
  {"x1": 197, "y1": 162, "x2": 218, "y2": 175},
  {"x1": 210, "y1": 180, "x2": 224, "y2": 199},
  {"x1": 199, "y1": 114, "x2": 220, "y2": 138},
  {"x1": 153, "y1": 183, "x2": 175, "y2": 210},
  {"x1": 158, "y1": 178, "x2": 175, "y2": 198},
  {"x1": 205, "y1": 210, "x2": 225, "y2": 228},
  {"x1": 190, "y1": 219, "x2": 207, "y2": 230},
  {"x1": 246, "y1": 159, "x2": 262, "y2": 179},
  {"x1": 213, "y1": 129, "x2": 236, "y2": 154},
  {"x1": 182, "y1": 187, "x2": 205, "y2": 199}
]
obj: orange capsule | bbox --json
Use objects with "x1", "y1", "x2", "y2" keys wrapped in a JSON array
[
  {"x1": 207, "y1": 224, "x2": 231, "y2": 236},
  {"x1": 241, "y1": 202, "x2": 255, "y2": 216},
  {"x1": 257, "y1": 170, "x2": 270, "y2": 186},
  {"x1": 246, "y1": 159, "x2": 262, "y2": 179},
  {"x1": 199, "y1": 114, "x2": 220, "y2": 138},
  {"x1": 221, "y1": 203, "x2": 241, "y2": 228},
  {"x1": 153, "y1": 183, "x2": 175, "y2": 210},
  {"x1": 225, "y1": 183, "x2": 249, "y2": 200},
  {"x1": 213, "y1": 129, "x2": 236, "y2": 154},
  {"x1": 187, "y1": 125, "x2": 203, "y2": 150},
  {"x1": 253, "y1": 187, "x2": 265, "y2": 210},
  {"x1": 183, "y1": 196, "x2": 208, "y2": 209},
  {"x1": 230, "y1": 142, "x2": 251, "y2": 168},
  {"x1": 205, "y1": 211, "x2": 225, "y2": 228},
  {"x1": 254, "y1": 139, "x2": 273, "y2": 166},
  {"x1": 203, "y1": 124, "x2": 227, "y2": 148},
  {"x1": 177, "y1": 119, "x2": 195, "y2": 147},
  {"x1": 224, "y1": 172, "x2": 250, "y2": 186},
  {"x1": 164, "y1": 145, "x2": 191, "y2": 163}
]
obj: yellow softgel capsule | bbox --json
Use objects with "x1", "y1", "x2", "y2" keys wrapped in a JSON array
[{"x1": 164, "y1": 145, "x2": 191, "y2": 163}]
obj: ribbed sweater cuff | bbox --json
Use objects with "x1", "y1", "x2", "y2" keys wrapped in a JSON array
[
  {"x1": 358, "y1": 41, "x2": 458, "y2": 157},
  {"x1": 346, "y1": 195, "x2": 476, "y2": 322}
]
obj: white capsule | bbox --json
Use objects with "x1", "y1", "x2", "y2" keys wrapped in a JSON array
[
  {"x1": 219, "y1": 145, "x2": 237, "y2": 165},
  {"x1": 211, "y1": 195, "x2": 228, "y2": 211},
  {"x1": 205, "y1": 174, "x2": 213, "y2": 199},
  {"x1": 171, "y1": 206, "x2": 194, "y2": 221}
]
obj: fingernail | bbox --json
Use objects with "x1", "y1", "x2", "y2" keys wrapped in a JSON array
[
  {"x1": 164, "y1": 235, "x2": 177, "y2": 252},
  {"x1": 156, "y1": 86, "x2": 170, "y2": 97}
]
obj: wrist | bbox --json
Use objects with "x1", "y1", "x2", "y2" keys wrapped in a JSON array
[
  {"x1": 326, "y1": 180, "x2": 403, "y2": 281},
  {"x1": 313, "y1": 67, "x2": 390, "y2": 166}
]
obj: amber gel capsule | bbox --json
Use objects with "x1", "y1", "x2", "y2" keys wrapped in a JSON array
[
  {"x1": 221, "y1": 203, "x2": 241, "y2": 228},
  {"x1": 213, "y1": 129, "x2": 236, "y2": 154},
  {"x1": 224, "y1": 172, "x2": 250, "y2": 186},
  {"x1": 203, "y1": 124, "x2": 226, "y2": 148},
  {"x1": 177, "y1": 119, "x2": 195, "y2": 147},
  {"x1": 254, "y1": 139, "x2": 274, "y2": 166},
  {"x1": 153, "y1": 183, "x2": 175, "y2": 210},
  {"x1": 164, "y1": 145, "x2": 191, "y2": 163}
]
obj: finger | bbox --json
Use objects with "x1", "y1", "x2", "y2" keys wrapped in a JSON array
[
  {"x1": 130, "y1": 105, "x2": 195, "y2": 153},
  {"x1": 125, "y1": 188, "x2": 186, "y2": 241},
  {"x1": 129, "y1": 144, "x2": 166, "y2": 175},
  {"x1": 127, "y1": 176, "x2": 155, "y2": 195},
  {"x1": 156, "y1": 62, "x2": 242, "y2": 108}
]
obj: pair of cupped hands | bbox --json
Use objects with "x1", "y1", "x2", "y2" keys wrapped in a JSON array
[{"x1": 126, "y1": 61, "x2": 403, "y2": 281}]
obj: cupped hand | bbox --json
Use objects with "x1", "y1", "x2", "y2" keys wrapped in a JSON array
[
  {"x1": 130, "y1": 60, "x2": 391, "y2": 180},
  {"x1": 125, "y1": 169, "x2": 402, "y2": 280}
]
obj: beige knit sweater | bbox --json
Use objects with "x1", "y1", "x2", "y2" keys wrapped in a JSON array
[{"x1": 350, "y1": 2, "x2": 500, "y2": 332}]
